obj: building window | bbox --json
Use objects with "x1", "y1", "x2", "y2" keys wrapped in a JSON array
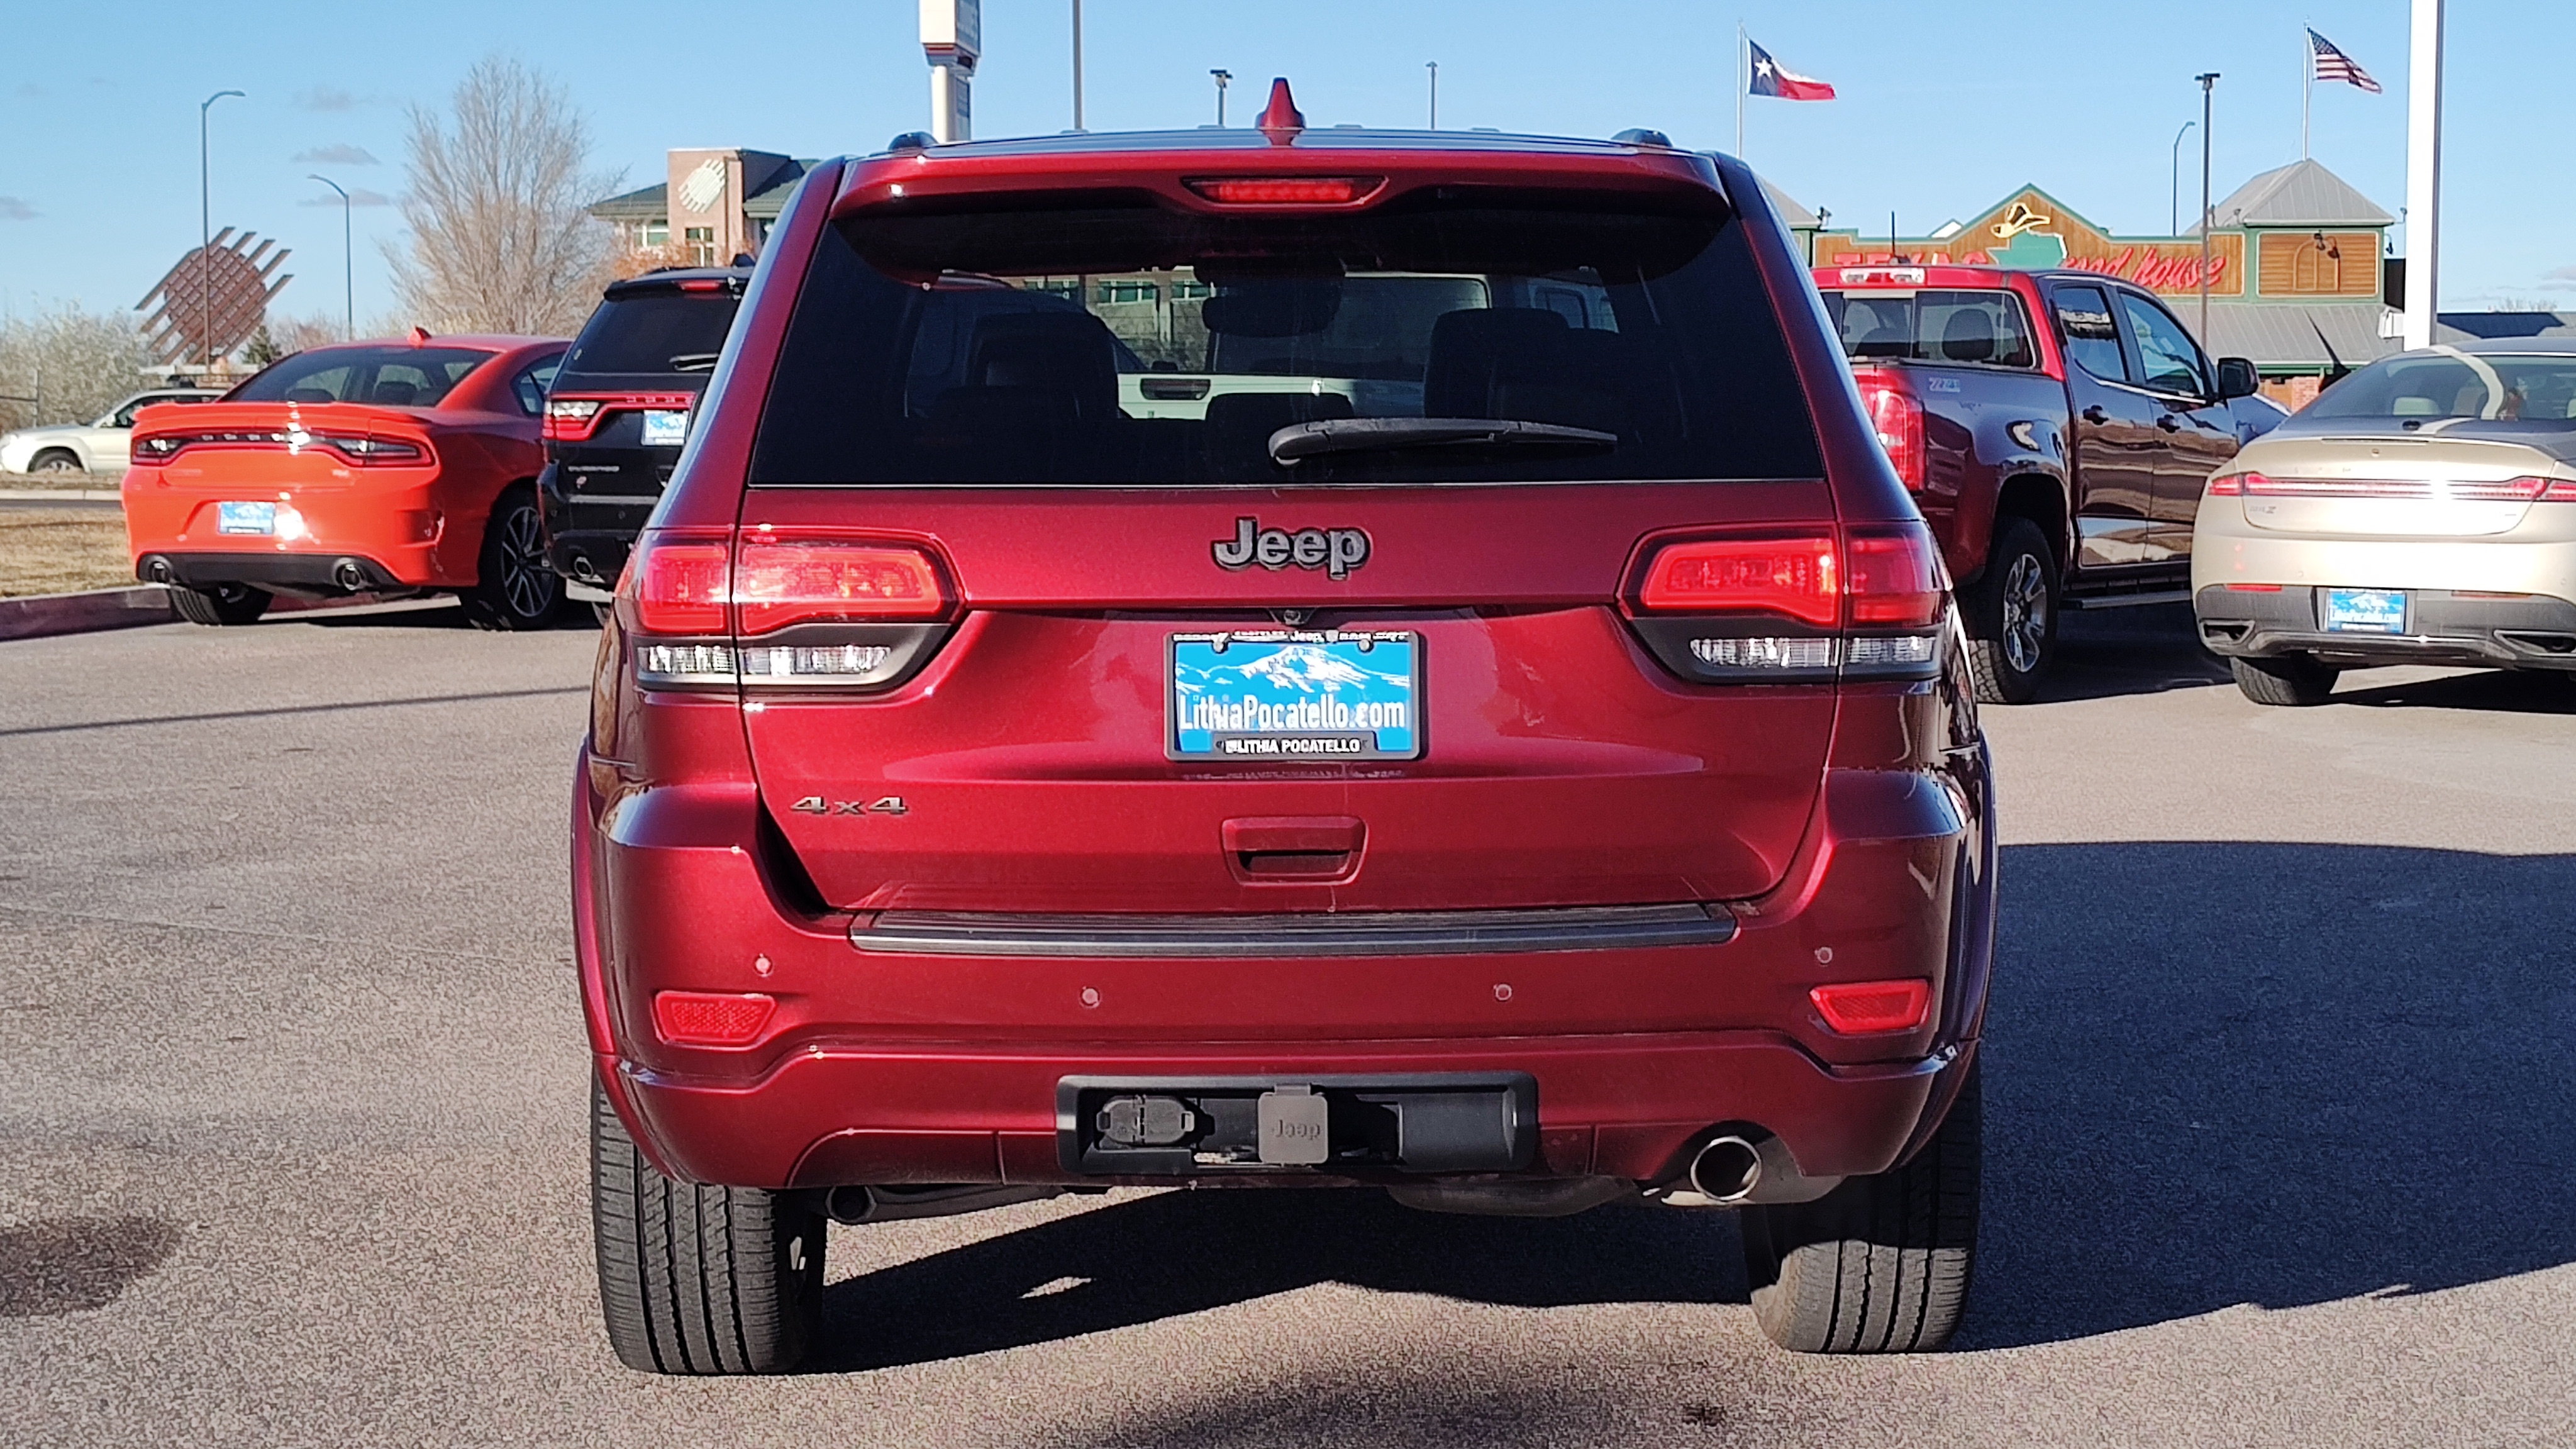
[
  {"x1": 637, "y1": 221, "x2": 669, "y2": 249},
  {"x1": 1170, "y1": 280, "x2": 1213, "y2": 300},
  {"x1": 684, "y1": 226, "x2": 716, "y2": 266},
  {"x1": 1098, "y1": 280, "x2": 1158, "y2": 305},
  {"x1": 1023, "y1": 279, "x2": 1081, "y2": 300}
]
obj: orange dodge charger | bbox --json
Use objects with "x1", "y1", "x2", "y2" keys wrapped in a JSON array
[{"x1": 125, "y1": 332, "x2": 570, "y2": 628}]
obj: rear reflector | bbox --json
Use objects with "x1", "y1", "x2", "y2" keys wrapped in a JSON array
[
  {"x1": 1638, "y1": 535, "x2": 1838, "y2": 625},
  {"x1": 653, "y1": 991, "x2": 777, "y2": 1046},
  {"x1": 734, "y1": 536, "x2": 946, "y2": 635},
  {"x1": 1185, "y1": 176, "x2": 1383, "y2": 205},
  {"x1": 1809, "y1": 979, "x2": 1931, "y2": 1035},
  {"x1": 2223, "y1": 582, "x2": 2282, "y2": 592}
]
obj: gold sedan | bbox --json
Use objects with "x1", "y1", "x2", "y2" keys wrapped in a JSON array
[{"x1": 2190, "y1": 340, "x2": 2576, "y2": 704}]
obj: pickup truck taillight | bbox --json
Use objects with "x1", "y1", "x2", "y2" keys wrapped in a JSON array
[
  {"x1": 1628, "y1": 523, "x2": 1946, "y2": 684},
  {"x1": 1853, "y1": 367, "x2": 1926, "y2": 490},
  {"x1": 621, "y1": 528, "x2": 956, "y2": 692}
]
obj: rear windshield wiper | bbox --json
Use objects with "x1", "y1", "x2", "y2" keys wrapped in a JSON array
[
  {"x1": 669, "y1": 353, "x2": 721, "y2": 372},
  {"x1": 1269, "y1": 416, "x2": 1619, "y2": 466}
]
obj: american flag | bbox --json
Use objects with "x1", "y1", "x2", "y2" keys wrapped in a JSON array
[{"x1": 2309, "y1": 30, "x2": 2383, "y2": 93}]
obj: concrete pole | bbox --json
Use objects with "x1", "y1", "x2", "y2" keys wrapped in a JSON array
[
  {"x1": 1071, "y1": 0, "x2": 1085, "y2": 132},
  {"x1": 2402, "y1": 0, "x2": 2445, "y2": 349},
  {"x1": 2197, "y1": 73, "x2": 2218, "y2": 343}
]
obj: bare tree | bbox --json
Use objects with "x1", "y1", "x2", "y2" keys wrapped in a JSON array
[
  {"x1": 0, "y1": 308, "x2": 155, "y2": 432},
  {"x1": 385, "y1": 55, "x2": 621, "y2": 336}
]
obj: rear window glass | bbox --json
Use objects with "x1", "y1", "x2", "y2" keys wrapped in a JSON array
[
  {"x1": 229, "y1": 347, "x2": 493, "y2": 407},
  {"x1": 748, "y1": 192, "x2": 1823, "y2": 486},
  {"x1": 1821, "y1": 289, "x2": 2036, "y2": 369},
  {"x1": 560, "y1": 291, "x2": 742, "y2": 380},
  {"x1": 2306, "y1": 352, "x2": 2576, "y2": 425}
]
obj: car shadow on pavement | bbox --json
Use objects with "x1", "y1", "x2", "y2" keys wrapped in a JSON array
[
  {"x1": 2330, "y1": 667, "x2": 2576, "y2": 715},
  {"x1": 814, "y1": 840, "x2": 2576, "y2": 1370},
  {"x1": 2036, "y1": 602, "x2": 2233, "y2": 703}
]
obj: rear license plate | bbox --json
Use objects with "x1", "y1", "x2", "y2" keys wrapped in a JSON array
[
  {"x1": 1167, "y1": 628, "x2": 1420, "y2": 761},
  {"x1": 640, "y1": 409, "x2": 689, "y2": 447},
  {"x1": 216, "y1": 502, "x2": 276, "y2": 535},
  {"x1": 2323, "y1": 587, "x2": 2407, "y2": 634}
]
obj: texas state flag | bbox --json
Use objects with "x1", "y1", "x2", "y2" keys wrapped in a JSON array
[{"x1": 1748, "y1": 38, "x2": 1836, "y2": 101}]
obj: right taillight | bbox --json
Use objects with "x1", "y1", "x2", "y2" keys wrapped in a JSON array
[
  {"x1": 1854, "y1": 367, "x2": 1926, "y2": 490},
  {"x1": 622, "y1": 528, "x2": 953, "y2": 692},
  {"x1": 1630, "y1": 523, "x2": 1947, "y2": 684}
]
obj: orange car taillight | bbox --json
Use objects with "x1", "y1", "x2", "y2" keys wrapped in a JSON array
[
  {"x1": 623, "y1": 529, "x2": 953, "y2": 691},
  {"x1": 1630, "y1": 523, "x2": 1946, "y2": 684},
  {"x1": 1853, "y1": 367, "x2": 1926, "y2": 490}
]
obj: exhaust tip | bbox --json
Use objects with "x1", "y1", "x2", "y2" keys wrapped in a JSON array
[
  {"x1": 823, "y1": 1185, "x2": 874, "y2": 1224},
  {"x1": 142, "y1": 556, "x2": 174, "y2": 584},
  {"x1": 332, "y1": 559, "x2": 372, "y2": 592},
  {"x1": 1689, "y1": 1135, "x2": 1764, "y2": 1202}
]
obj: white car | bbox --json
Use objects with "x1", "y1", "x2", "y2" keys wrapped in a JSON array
[{"x1": 0, "y1": 389, "x2": 223, "y2": 474}]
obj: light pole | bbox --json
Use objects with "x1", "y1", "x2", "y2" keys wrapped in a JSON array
[
  {"x1": 1426, "y1": 61, "x2": 1438, "y2": 130},
  {"x1": 1211, "y1": 69, "x2": 1230, "y2": 125},
  {"x1": 2169, "y1": 120, "x2": 2196, "y2": 235},
  {"x1": 308, "y1": 174, "x2": 352, "y2": 340},
  {"x1": 2402, "y1": 0, "x2": 2445, "y2": 349},
  {"x1": 2196, "y1": 72, "x2": 2219, "y2": 342},
  {"x1": 1070, "y1": 0, "x2": 1084, "y2": 131},
  {"x1": 200, "y1": 89, "x2": 245, "y2": 372}
]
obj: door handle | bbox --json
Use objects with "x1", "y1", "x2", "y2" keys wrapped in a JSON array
[
  {"x1": 2082, "y1": 405, "x2": 2108, "y2": 425},
  {"x1": 2155, "y1": 414, "x2": 2182, "y2": 432}
]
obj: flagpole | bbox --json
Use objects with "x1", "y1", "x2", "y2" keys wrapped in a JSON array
[
  {"x1": 2302, "y1": 29, "x2": 2312, "y2": 158},
  {"x1": 1735, "y1": 21, "x2": 1746, "y2": 157}
]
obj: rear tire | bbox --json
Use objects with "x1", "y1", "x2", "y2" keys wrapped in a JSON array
[
  {"x1": 167, "y1": 582, "x2": 272, "y2": 626},
  {"x1": 2230, "y1": 653, "x2": 2338, "y2": 706},
  {"x1": 27, "y1": 448, "x2": 83, "y2": 474},
  {"x1": 459, "y1": 488, "x2": 563, "y2": 631},
  {"x1": 1742, "y1": 1061, "x2": 1980, "y2": 1353},
  {"x1": 590, "y1": 1077, "x2": 826, "y2": 1375},
  {"x1": 1960, "y1": 518, "x2": 2057, "y2": 705}
]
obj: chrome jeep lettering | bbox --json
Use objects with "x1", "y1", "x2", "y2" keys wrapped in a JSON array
[{"x1": 1210, "y1": 516, "x2": 1371, "y2": 579}]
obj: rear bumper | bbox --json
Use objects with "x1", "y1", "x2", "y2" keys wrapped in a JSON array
[
  {"x1": 537, "y1": 464, "x2": 653, "y2": 586},
  {"x1": 2193, "y1": 584, "x2": 2576, "y2": 670},
  {"x1": 122, "y1": 469, "x2": 474, "y2": 589},
  {"x1": 136, "y1": 549, "x2": 408, "y2": 596},
  {"x1": 575, "y1": 741, "x2": 1998, "y2": 1191}
]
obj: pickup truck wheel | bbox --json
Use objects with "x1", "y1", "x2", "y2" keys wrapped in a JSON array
[
  {"x1": 590, "y1": 1078, "x2": 826, "y2": 1374},
  {"x1": 2229, "y1": 653, "x2": 2339, "y2": 706},
  {"x1": 168, "y1": 583, "x2": 272, "y2": 626},
  {"x1": 28, "y1": 448, "x2": 84, "y2": 474},
  {"x1": 460, "y1": 489, "x2": 564, "y2": 631},
  {"x1": 1960, "y1": 519, "x2": 2057, "y2": 704},
  {"x1": 1741, "y1": 1061, "x2": 1980, "y2": 1353}
]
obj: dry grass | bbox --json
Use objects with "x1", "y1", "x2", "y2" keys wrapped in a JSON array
[
  {"x1": 0, "y1": 508, "x2": 135, "y2": 598},
  {"x1": 0, "y1": 470, "x2": 123, "y2": 493}
]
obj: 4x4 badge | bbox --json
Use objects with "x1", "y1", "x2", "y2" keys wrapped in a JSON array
[
  {"x1": 790, "y1": 796, "x2": 908, "y2": 817},
  {"x1": 1212, "y1": 516, "x2": 1370, "y2": 580}
]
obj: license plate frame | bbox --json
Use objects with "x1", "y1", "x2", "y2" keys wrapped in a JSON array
[
  {"x1": 216, "y1": 501, "x2": 277, "y2": 536},
  {"x1": 640, "y1": 409, "x2": 690, "y2": 447},
  {"x1": 1165, "y1": 628, "x2": 1422, "y2": 762},
  {"x1": 2322, "y1": 587, "x2": 2408, "y2": 635}
]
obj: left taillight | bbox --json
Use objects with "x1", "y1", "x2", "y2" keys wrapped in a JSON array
[
  {"x1": 544, "y1": 398, "x2": 604, "y2": 441},
  {"x1": 1853, "y1": 367, "x2": 1926, "y2": 491},
  {"x1": 1629, "y1": 523, "x2": 1946, "y2": 684},
  {"x1": 621, "y1": 528, "x2": 953, "y2": 692}
]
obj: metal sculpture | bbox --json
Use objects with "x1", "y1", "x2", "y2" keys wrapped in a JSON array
[{"x1": 135, "y1": 230, "x2": 292, "y2": 367}]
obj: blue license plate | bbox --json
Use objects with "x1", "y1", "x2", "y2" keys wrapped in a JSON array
[
  {"x1": 1167, "y1": 630, "x2": 1421, "y2": 761},
  {"x1": 216, "y1": 502, "x2": 277, "y2": 535},
  {"x1": 641, "y1": 409, "x2": 690, "y2": 447},
  {"x1": 2323, "y1": 587, "x2": 2407, "y2": 634}
]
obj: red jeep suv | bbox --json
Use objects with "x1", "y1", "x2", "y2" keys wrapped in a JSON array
[{"x1": 575, "y1": 89, "x2": 1997, "y2": 1372}]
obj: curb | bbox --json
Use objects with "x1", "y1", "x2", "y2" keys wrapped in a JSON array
[
  {"x1": 0, "y1": 586, "x2": 174, "y2": 641},
  {"x1": 0, "y1": 488, "x2": 123, "y2": 502}
]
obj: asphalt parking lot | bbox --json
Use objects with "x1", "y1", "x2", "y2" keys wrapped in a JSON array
[{"x1": 1, "y1": 602, "x2": 2570, "y2": 1447}]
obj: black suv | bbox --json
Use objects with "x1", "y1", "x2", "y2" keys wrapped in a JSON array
[{"x1": 539, "y1": 267, "x2": 750, "y2": 594}]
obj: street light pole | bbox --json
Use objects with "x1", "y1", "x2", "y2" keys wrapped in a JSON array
[
  {"x1": 1070, "y1": 0, "x2": 1084, "y2": 131},
  {"x1": 1211, "y1": 69, "x2": 1230, "y2": 125},
  {"x1": 308, "y1": 174, "x2": 352, "y2": 340},
  {"x1": 1426, "y1": 61, "x2": 1438, "y2": 130},
  {"x1": 2196, "y1": 72, "x2": 2219, "y2": 342},
  {"x1": 2402, "y1": 0, "x2": 2445, "y2": 349},
  {"x1": 200, "y1": 89, "x2": 245, "y2": 373},
  {"x1": 2170, "y1": 120, "x2": 2196, "y2": 235}
]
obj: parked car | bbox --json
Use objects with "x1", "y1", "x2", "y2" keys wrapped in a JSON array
[
  {"x1": 2192, "y1": 340, "x2": 2576, "y2": 704},
  {"x1": 123, "y1": 333, "x2": 568, "y2": 627},
  {"x1": 0, "y1": 387, "x2": 222, "y2": 474},
  {"x1": 576, "y1": 97, "x2": 1998, "y2": 1372},
  {"x1": 1813, "y1": 264, "x2": 2279, "y2": 701},
  {"x1": 540, "y1": 268, "x2": 750, "y2": 598}
]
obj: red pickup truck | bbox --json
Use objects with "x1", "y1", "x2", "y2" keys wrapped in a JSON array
[{"x1": 1813, "y1": 265, "x2": 2282, "y2": 701}]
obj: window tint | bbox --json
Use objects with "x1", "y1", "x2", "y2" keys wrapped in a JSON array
[
  {"x1": 2307, "y1": 353, "x2": 2576, "y2": 423},
  {"x1": 514, "y1": 357, "x2": 562, "y2": 415},
  {"x1": 560, "y1": 291, "x2": 741, "y2": 380},
  {"x1": 750, "y1": 197, "x2": 1823, "y2": 486},
  {"x1": 2050, "y1": 285, "x2": 2127, "y2": 382},
  {"x1": 1820, "y1": 289, "x2": 2035, "y2": 367},
  {"x1": 2118, "y1": 292, "x2": 2209, "y2": 397},
  {"x1": 230, "y1": 347, "x2": 494, "y2": 406}
]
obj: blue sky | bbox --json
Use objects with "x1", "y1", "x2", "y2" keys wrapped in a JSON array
[{"x1": 2, "y1": 1, "x2": 2568, "y2": 330}]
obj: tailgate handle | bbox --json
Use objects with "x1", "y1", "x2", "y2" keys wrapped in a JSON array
[{"x1": 1223, "y1": 816, "x2": 1363, "y2": 879}]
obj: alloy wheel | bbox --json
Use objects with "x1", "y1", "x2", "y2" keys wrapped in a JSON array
[
  {"x1": 1999, "y1": 552, "x2": 2048, "y2": 674},
  {"x1": 497, "y1": 505, "x2": 551, "y2": 619}
]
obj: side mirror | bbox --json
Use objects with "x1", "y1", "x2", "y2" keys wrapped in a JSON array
[{"x1": 2215, "y1": 357, "x2": 2260, "y2": 401}]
